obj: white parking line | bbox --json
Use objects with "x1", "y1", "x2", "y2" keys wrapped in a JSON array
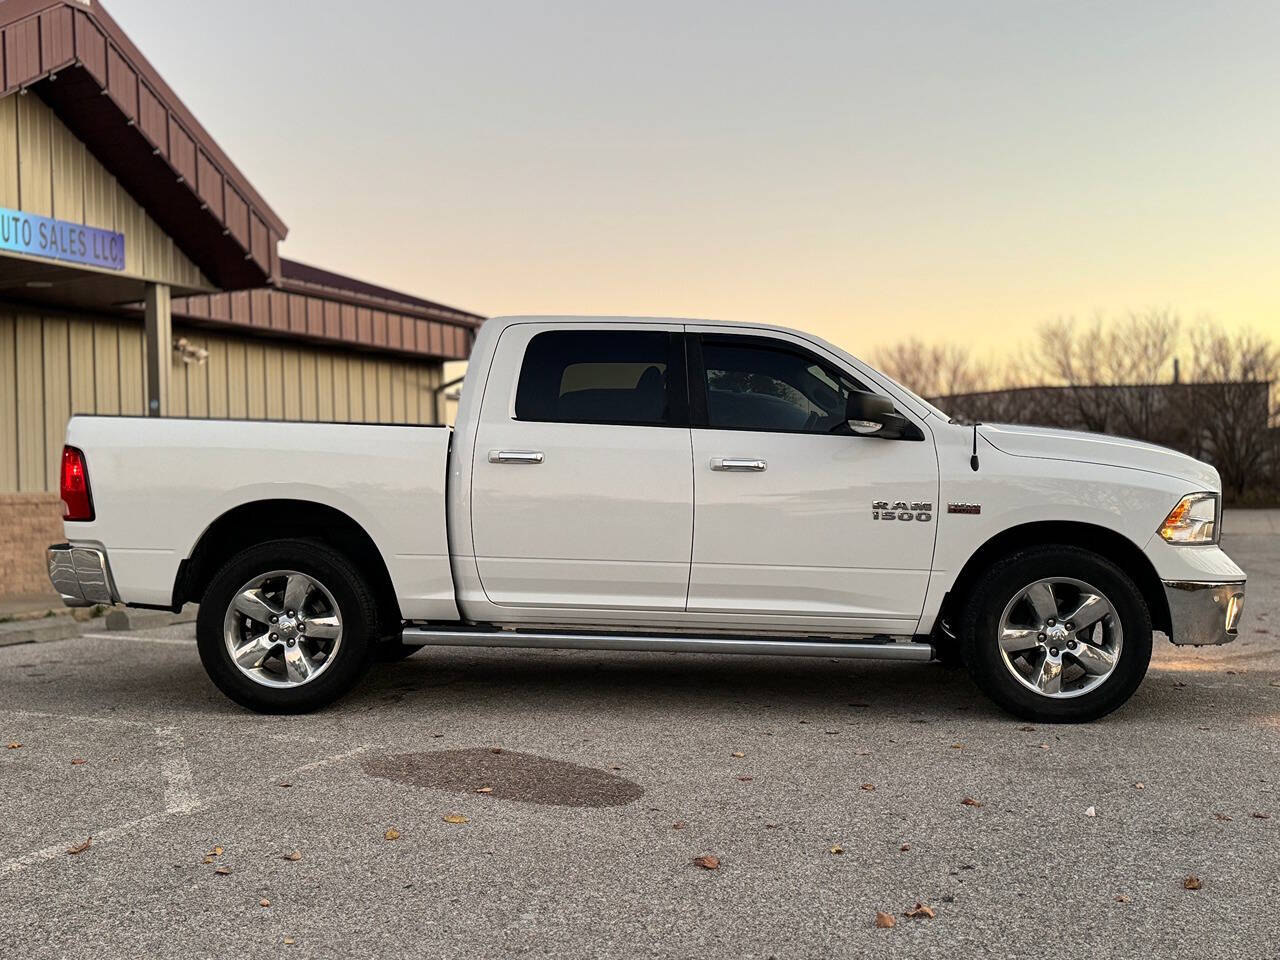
[
  {"x1": 1, "y1": 745, "x2": 372, "y2": 876},
  {"x1": 78, "y1": 632, "x2": 194, "y2": 646}
]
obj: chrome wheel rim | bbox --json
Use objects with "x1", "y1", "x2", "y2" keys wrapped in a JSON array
[
  {"x1": 997, "y1": 577, "x2": 1122, "y2": 699},
  {"x1": 222, "y1": 570, "x2": 343, "y2": 689}
]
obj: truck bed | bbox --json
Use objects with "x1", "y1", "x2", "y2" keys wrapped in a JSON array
[{"x1": 64, "y1": 416, "x2": 457, "y2": 620}]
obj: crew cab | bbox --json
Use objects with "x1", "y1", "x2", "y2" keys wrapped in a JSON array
[{"x1": 48, "y1": 316, "x2": 1246, "y2": 721}]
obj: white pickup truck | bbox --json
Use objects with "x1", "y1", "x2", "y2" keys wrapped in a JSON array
[{"x1": 48, "y1": 315, "x2": 1246, "y2": 721}]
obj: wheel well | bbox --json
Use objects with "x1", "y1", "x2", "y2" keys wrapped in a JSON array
[
  {"x1": 936, "y1": 521, "x2": 1170, "y2": 637},
  {"x1": 175, "y1": 500, "x2": 402, "y2": 636}
]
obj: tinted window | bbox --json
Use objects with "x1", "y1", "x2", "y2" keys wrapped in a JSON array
[
  {"x1": 515, "y1": 330, "x2": 676, "y2": 425},
  {"x1": 700, "y1": 337, "x2": 868, "y2": 433}
]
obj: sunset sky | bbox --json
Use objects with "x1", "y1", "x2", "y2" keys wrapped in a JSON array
[{"x1": 107, "y1": 0, "x2": 1279, "y2": 364}]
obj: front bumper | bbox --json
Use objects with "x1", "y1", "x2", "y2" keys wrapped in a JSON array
[
  {"x1": 1162, "y1": 579, "x2": 1245, "y2": 646},
  {"x1": 47, "y1": 543, "x2": 118, "y2": 608}
]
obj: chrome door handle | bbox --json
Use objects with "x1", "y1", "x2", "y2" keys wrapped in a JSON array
[
  {"x1": 711, "y1": 457, "x2": 767, "y2": 472},
  {"x1": 489, "y1": 450, "x2": 544, "y2": 465}
]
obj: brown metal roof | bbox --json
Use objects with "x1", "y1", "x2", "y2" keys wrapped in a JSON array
[
  {"x1": 0, "y1": 0, "x2": 286, "y2": 289},
  {"x1": 168, "y1": 262, "x2": 484, "y2": 362}
]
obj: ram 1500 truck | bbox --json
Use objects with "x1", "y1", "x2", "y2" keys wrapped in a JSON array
[{"x1": 47, "y1": 316, "x2": 1246, "y2": 721}]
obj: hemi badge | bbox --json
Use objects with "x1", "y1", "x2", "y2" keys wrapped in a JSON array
[{"x1": 948, "y1": 503, "x2": 981, "y2": 515}]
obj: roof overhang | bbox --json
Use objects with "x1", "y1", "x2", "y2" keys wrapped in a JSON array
[{"x1": 0, "y1": 0, "x2": 287, "y2": 290}]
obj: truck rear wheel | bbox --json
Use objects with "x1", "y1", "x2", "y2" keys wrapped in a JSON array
[
  {"x1": 960, "y1": 545, "x2": 1152, "y2": 723},
  {"x1": 196, "y1": 539, "x2": 378, "y2": 713}
]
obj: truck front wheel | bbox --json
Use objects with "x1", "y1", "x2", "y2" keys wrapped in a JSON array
[
  {"x1": 196, "y1": 539, "x2": 378, "y2": 713},
  {"x1": 960, "y1": 545, "x2": 1152, "y2": 723}
]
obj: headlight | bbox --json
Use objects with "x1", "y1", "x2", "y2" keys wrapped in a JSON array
[{"x1": 1159, "y1": 493, "x2": 1220, "y2": 544}]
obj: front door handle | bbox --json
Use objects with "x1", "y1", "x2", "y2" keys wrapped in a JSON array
[
  {"x1": 489, "y1": 450, "x2": 544, "y2": 465},
  {"x1": 711, "y1": 457, "x2": 767, "y2": 472}
]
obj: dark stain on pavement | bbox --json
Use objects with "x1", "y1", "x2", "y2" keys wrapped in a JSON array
[{"x1": 361, "y1": 747, "x2": 643, "y2": 808}]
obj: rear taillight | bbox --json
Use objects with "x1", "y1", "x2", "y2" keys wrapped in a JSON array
[{"x1": 60, "y1": 446, "x2": 94, "y2": 522}]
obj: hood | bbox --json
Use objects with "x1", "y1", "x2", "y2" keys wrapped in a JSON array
[{"x1": 979, "y1": 423, "x2": 1220, "y2": 490}]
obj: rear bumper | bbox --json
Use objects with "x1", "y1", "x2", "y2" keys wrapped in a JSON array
[
  {"x1": 1162, "y1": 579, "x2": 1245, "y2": 646},
  {"x1": 47, "y1": 543, "x2": 118, "y2": 608}
]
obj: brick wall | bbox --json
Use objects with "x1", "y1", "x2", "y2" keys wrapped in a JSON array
[{"x1": 0, "y1": 493, "x2": 63, "y2": 598}]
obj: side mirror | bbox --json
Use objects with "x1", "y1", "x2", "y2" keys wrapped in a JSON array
[{"x1": 845, "y1": 392, "x2": 917, "y2": 439}]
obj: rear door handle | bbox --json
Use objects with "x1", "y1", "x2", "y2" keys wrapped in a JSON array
[
  {"x1": 489, "y1": 450, "x2": 544, "y2": 465},
  {"x1": 711, "y1": 457, "x2": 767, "y2": 472}
]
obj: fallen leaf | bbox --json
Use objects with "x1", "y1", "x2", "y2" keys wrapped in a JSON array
[
  {"x1": 6, "y1": 743, "x2": 21, "y2": 750},
  {"x1": 672, "y1": 821, "x2": 688, "y2": 830},
  {"x1": 277, "y1": 782, "x2": 292, "y2": 789},
  {"x1": 1183, "y1": 874, "x2": 1203, "y2": 890},
  {"x1": 214, "y1": 866, "x2": 231, "y2": 875},
  {"x1": 202, "y1": 856, "x2": 214, "y2": 864},
  {"x1": 1085, "y1": 806, "x2": 1097, "y2": 818},
  {"x1": 66, "y1": 837, "x2": 92, "y2": 855},
  {"x1": 950, "y1": 743, "x2": 964, "y2": 750},
  {"x1": 731, "y1": 751, "x2": 745, "y2": 758},
  {"x1": 260, "y1": 899, "x2": 271, "y2": 907},
  {"x1": 1115, "y1": 893, "x2": 1131, "y2": 904},
  {"x1": 764, "y1": 823, "x2": 779, "y2": 829},
  {"x1": 904, "y1": 902, "x2": 935, "y2": 919},
  {"x1": 961, "y1": 796, "x2": 983, "y2": 807},
  {"x1": 1038, "y1": 743, "x2": 1050, "y2": 750},
  {"x1": 692, "y1": 855, "x2": 720, "y2": 870},
  {"x1": 283, "y1": 850, "x2": 302, "y2": 862},
  {"x1": 829, "y1": 845, "x2": 844, "y2": 855},
  {"x1": 490, "y1": 747, "x2": 503, "y2": 754},
  {"x1": 874, "y1": 911, "x2": 896, "y2": 929},
  {"x1": 861, "y1": 783, "x2": 875, "y2": 792},
  {"x1": 737, "y1": 775, "x2": 754, "y2": 782},
  {"x1": 384, "y1": 828, "x2": 400, "y2": 840},
  {"x1": 1213, "y1": 813, "x2": 1232, "y2": 822},
  {"x1": 71, "y1": 758, "x2": 87, "y2": 766},
  {"x1": 1134, "y1": 782, "x2": 1145, "y2": 790},
  {"x1": 900, "y1": 843, "x2": 911, "y2": 852},
  {"x1": 442, "y1": 814, "x2": 469, "y2": 824},
  {"x1": 1251, "y1": 812, "x2": 1271, "y2": 820},
  {"x1": 210, "y1": 845, "x2": 224, "y2": 857},
  {"x1": 1018, "y1": 724, "x2": 1035, "y2": 732},
  {"x1": 475, "y1": 786, "x2": 493, "y2": 794},
  {"x1": 284, "y1": 937, "x2": 296, "y2": 945}
]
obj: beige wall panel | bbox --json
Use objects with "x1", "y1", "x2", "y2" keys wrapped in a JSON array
[
  {"x1": 184, "y1": 334, "x2": 210, "y2": 418},
  {"x1": 50, "y1": 120, "x2": 85, "y2": 223},
  {"x1": 405, "y1": 365, "x2": 420, "y2": 424},
  {"x1": 226, "y1": 339, "x2": 247, "y2": 419},
  {"x1": 116, "y1": 324, "x2": 146, "y2": 416},
  {"x1": 389, "y1": 363, "x2": 404, "y2": 422},
  {"x1": 264, "y1": 346, "x2": 284, "y2": 420},
  {"x1": 41, "y1": 317, "x2": 70, "y2": 486},
  {"x1": 246, "y1": 343, "x2": 266, "y2": 419},
  {"x1": 362, "y1": 359, "x2": 379, "y2": 423},
  {"x1": 16, "y1": 95, "x2": 52, "y2": 217},
  {"x1": 68, "y1": 319, "x2": 95, "y2": 414},
  {"x1": 167, "y1": 339, "x2": 187, "y2": 418},
  {"x1": 0, "y1": 97, "x2": 18, "y2": 209},
  {"x1": 206, "y1": 334, "x2": 229, "y2": 418},
  {"x1": 348, "y1": 359, "x2": 365, "y2": 422},
  {"x1": 316, "y1": 353, "x2": 334, "y2": 422},
  {"x1": 376, "y1": 362, "x2": 392, "y2": 423},
  {"x1": 300, "y1": 352, "x2": 318, "y2": 421},
  {"x1": 0, "y1": 312, "x2": 18, "y2": 490},
  {"x1": 0, "y1": 98, "x2": 210, "y2": 291},
  {"x1": 92, "y1": 323, "x2": 120, "y2": 415},
  {"x1": 282, "y1": 348, "x2": 301, "y2": 421},
  {"x1": 15, "y1": 314, "x2": 46, "y2": 491},
  {"x1": 332, "y1": 356, "x2": 350, "y2": 422}
]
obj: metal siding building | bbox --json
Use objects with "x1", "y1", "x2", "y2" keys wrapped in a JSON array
[{"x1": 0, "y1": 0, "x2": 482, "y2": 599}]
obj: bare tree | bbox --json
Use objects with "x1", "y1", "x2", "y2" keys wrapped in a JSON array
[
  {"x1": 873, "y1": 338, "x2": 992, "y2": 399},
  {"x1": 1171, "y1": 323, "x2": 1278, "y2": 497},
  {"x1": 1027, "y1": 310, "x2": 1180, "y2": 438}
]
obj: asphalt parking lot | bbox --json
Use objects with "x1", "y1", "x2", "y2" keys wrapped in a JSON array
[{"x1": 2, "y1": 536, "x2": 1278, "y2": 960}]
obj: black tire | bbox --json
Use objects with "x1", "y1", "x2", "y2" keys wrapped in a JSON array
[
  {"x1": 960, "y1": 545, "x2": 1152, "y2": 723},
  {"x1": 197, "y1": 538, "x2": 378, "y2": 713}
]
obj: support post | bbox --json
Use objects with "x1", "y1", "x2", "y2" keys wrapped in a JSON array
[{"x1": 143, "y1": 282, "x2": 171, "y2": 417}]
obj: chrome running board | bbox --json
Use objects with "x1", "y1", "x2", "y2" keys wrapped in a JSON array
[{"x1": 400, "y1": 627, "x2": 935, "y2": 661}]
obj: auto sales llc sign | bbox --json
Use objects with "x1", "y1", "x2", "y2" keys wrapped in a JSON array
[{"x1": 0, "y1": 206, "x2": 126, "y2": 272}]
